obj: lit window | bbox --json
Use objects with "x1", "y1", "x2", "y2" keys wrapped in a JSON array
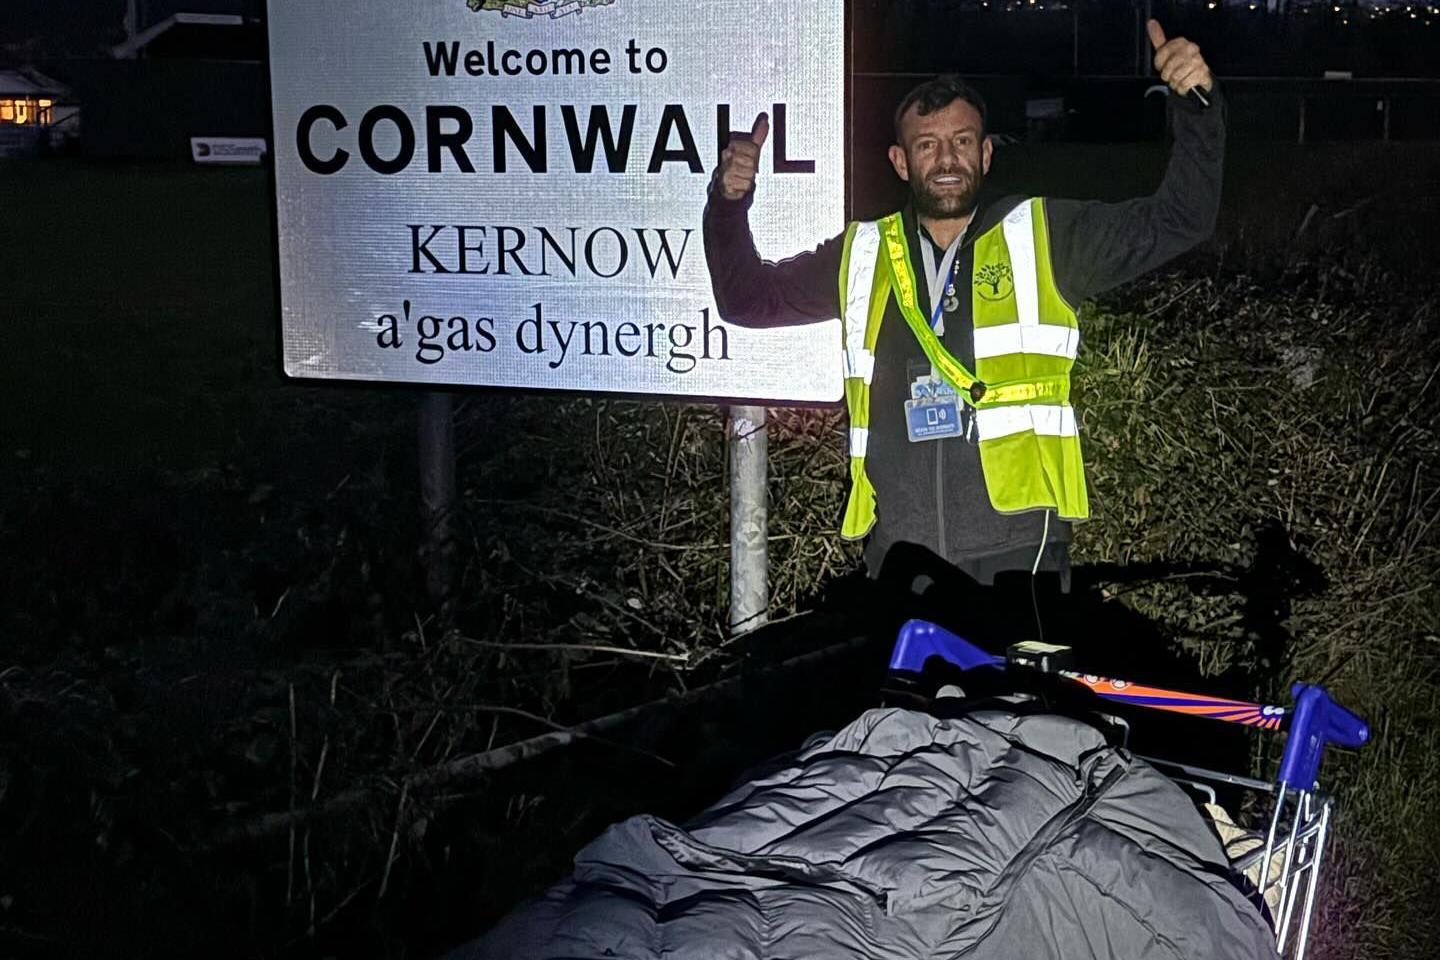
[{"x1": 0, "y1": 100, "x2": 12, "y2": 122}]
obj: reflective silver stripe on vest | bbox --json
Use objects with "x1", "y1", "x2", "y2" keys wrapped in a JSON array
[
  {"x1": 845, "y1": 347, "x2": 876, "y2": 383},
  {"x1": 842, "y1": 221, "x2": 881, "y2": 384},
  {"x1": 848, "y1": 426, "x2": 870, "y2": 457},
  {"x1": 975, "y1": 404, "x2": 1078, "y2": 441},
  {"x1": 1002, "y1": 201, "x2": 1041, "y2": 328},
  {"x1": 973, "y1": 323, "x2": 1078, "y2": 360}
]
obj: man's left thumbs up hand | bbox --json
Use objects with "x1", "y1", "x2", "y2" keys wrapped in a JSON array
[{"x1": 1147, "y1": 19, "x2": 1213, "y2": 99}]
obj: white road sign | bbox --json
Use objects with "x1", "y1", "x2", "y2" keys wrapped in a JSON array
[{"x1": 267, "y1": 0, "x2": 845, "y2": 403}]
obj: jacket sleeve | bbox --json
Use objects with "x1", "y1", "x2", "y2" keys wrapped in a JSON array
[
  {"x1": 702, "y1": 182, "x2": 846, "y2": 328},
  {"x1": 1044, "y1": 83, "x2": 1227, "y2": 306}
]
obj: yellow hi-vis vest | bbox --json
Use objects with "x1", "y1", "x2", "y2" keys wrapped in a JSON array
[{"x1": 837, "y1": 198, "x2": 1089, "y2": 539}]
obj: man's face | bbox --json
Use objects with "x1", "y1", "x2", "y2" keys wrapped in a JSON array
[{"x1": 888, "y1": 98, "x2": 992, "y2": 220}]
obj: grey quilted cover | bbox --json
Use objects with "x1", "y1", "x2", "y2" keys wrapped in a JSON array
[{"x1": 451, "y1": 707, "x2": 1278, "y2": 960}]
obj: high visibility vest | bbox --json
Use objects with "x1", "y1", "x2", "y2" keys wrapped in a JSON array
[{"x1": 837, "y1": 198, "x2": 1089, "y2": 540}]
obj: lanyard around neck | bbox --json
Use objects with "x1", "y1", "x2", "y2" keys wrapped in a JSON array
[
  {"x1": 918, "y1": 225, "x2": 967, "y2": 332},
  {"x1": 878, "y1": 213, "x2": 986, "y2": 404}
]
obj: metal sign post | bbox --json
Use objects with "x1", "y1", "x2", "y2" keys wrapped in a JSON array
[
  {"x1": 728, "y1": 405, "x2": 769, "y2": 634},
  {"x1": 418, "y1": 391, "x2": 456, "y2": 605}
]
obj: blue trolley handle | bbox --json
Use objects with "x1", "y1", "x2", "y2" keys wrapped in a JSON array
[
  {"x1": 1277, "y1": 683, "x2": 1371, "y2": 791},
  {"x1": 887, "y1": 620, "x2": 1004, "y2": 675}
]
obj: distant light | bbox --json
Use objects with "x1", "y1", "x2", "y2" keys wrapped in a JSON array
[
  {"x1": 1333, "y1": 3, "x2": 1339, "y2": 9},
  {"x1": 1207, "y1": 1, "x2": 1215, "y2": 7}
]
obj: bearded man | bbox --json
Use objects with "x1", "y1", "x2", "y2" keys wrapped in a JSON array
[{"x1": 702, "y1": 21, "x2": 1222, "y2": 628}]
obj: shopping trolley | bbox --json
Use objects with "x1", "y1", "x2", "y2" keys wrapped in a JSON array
[{"x1": 885, "y1": 619, "x2": 1372, "y2": 960}]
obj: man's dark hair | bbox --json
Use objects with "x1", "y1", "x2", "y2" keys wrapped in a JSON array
[{"x1": 892, "y1": 75, "x2": 988, "y2": 144}]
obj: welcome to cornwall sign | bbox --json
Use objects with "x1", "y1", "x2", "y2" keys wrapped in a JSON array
[{"x1": 267, "y1": 0, "x2": 845, "y2": 402}]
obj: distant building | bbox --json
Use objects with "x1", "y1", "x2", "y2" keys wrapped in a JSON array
[
  {"x1": 0, "y1": 68, "x2": 74, "y2": 156},
  {"x1": 114, "y1": 0, "x2": 263, "y2": 61}
]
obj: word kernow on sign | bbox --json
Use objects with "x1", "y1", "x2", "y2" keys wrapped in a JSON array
[
  {"x1": 267, "y1": 0, "x2": 844, "y2": 402},
  {"x1": 404, "y1": 223, "x2": 692, "y2": 280}
]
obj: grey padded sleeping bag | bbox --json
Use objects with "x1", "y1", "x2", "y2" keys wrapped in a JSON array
[{"x1": 449, "y1": 706, "x2": 1278, "y2": 960}]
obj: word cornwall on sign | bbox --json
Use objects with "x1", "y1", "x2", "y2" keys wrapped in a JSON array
[{"x1": 267, "y1": 0, "x2": 844, "y2": 402}]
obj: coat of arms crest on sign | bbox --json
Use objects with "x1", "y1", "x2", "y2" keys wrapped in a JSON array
[{"x1": 466, "y1": 0, "x2": 616, "y2": 17}]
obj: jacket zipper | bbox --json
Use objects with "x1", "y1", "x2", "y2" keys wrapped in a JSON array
[
  {"x1": 936, "y1": 440, "x2": 947, "y2": 562},
  {"x1": 923, "y1": 221, "x2": 976, "y2": 566}
]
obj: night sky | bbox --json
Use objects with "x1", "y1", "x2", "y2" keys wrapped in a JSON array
[
  {"x1": 3, "y1": 0, "x2": 1436, "y2": 75},
  {"x1": 0, "y1": 0, "x2": 262, "y2": 57}
]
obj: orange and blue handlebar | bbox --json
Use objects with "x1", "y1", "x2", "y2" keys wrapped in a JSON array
[{"x1": 1057, "y1": 671, "x2": 1287, "y2": 731}]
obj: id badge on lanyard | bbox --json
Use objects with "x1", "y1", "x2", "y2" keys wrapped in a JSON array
[{"x1": 905, "y1": 364, "x2": 965, "y2": 441}]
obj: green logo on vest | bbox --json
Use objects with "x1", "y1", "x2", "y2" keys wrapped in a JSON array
[{"x1": 974, "y1": 262, "x2": 1014, "y2": 302}]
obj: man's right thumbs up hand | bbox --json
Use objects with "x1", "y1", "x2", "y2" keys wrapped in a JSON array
[
  {"x1": 1147, "y1": 19, "x2": 1212, "y2": 100},
  {"x1": 716, "y1": 113, "x2": 769, "y2": 201}
]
